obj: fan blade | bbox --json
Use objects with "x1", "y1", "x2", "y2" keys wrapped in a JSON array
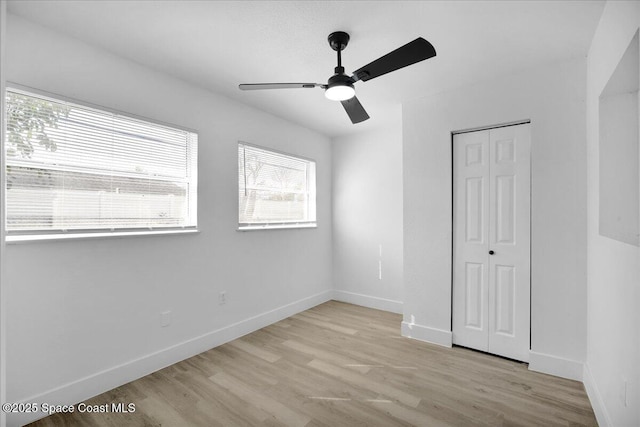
[
  {"x1": 352, "y1": 38, "x2": 436, "y2": 82},
  {"x1": 341, "y1": 96, "x2": 370, "y2": 124},
  {"x1": 239, "y1": 83, "x2": 323, "y2": 90}
]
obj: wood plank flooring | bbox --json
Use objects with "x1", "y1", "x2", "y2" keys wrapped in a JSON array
[{"x1": 28, "y1": 301, "x2": 597, "y2": 426}]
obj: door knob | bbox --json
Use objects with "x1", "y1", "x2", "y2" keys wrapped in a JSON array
[{"x1": 489, "y1": 250, "x2": 495, "y2": 255}]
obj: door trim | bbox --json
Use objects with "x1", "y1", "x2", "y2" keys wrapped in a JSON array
[{"x1": 452, "y1": 119, "x2": 531, "y2": 136}]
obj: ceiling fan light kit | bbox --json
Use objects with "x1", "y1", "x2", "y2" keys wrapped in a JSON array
[
  {"x1": 239, "y1": 31, "x2": 436, "y2": 124},
  {"x1": 325, "y1": 73, "x2": 355, "y2": 101},
  {"x1": 325, "y1": 83, "x2": 355, "y2": 101}
]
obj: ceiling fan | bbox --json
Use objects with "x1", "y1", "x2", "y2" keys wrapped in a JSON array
[{"x1": 239, "y1": 31, "x2": 436, "y2": 124}]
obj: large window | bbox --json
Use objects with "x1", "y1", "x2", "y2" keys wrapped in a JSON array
[
  {"x1": 238, "y1": 142, "x2": 316, "y2": 229},
  {"x1": 4, "y1": 88, "x2": 198, "y2": 239}
]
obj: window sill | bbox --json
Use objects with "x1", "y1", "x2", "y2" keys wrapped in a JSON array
[
  {"x1": 237, "y1": 223, "x2": 317, "y2": 231},
  {"x1": 5, "y1": 228, "x2": 199, "y2": 243}
]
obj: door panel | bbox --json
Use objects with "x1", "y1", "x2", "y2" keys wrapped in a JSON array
[
  {"x1": 453, "y1": 123, "x2": 530, "y2": 362},
  {"x1": 453, "y1": 131, "x2": 490, "y2": 352},
  {"x1": 465, "y1": 177, "x2": 484, "y2": 243},
  {"x1": 495, "y1": 138, "x2": 515, "y2": 164},
  {"x1": 495, "y1": 175, "x2": 515, "y2": 244},
  {"x1": 464, "y1": 262, "x2": 484, "y2": 329},
  {"x1": 488, "y1": 124, "x2": 530, "y2": 362},
  {"x1": 494, "y1": 264, "x2": 515, "y2": 336},
  {"x1": 465, "y1": 143, "x2": 484, "y2": 166}
]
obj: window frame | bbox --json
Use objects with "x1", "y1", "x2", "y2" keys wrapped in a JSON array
[
  {"x1": 237, "y1": 141, "x2": 317, "y2": 231},
  {"x1": 3, "y1": 84, "x2": 199, "y2": 242}
]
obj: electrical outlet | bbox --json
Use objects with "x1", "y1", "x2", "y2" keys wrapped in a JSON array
[
  {"x1": 161, "y1": 310, "x2": 171, "y2": 327},
  {"x1": 219, "y1": 291, "x2": 226, "y2": 305}
]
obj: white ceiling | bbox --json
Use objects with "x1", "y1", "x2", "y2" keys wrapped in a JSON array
[{"x1": 7, "y1": 0, "x2": 605, "y2": 138}]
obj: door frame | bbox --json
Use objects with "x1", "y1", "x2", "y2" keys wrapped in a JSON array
[{"x1": 450, "y1": 120, "x2": 532, "y2": 358}]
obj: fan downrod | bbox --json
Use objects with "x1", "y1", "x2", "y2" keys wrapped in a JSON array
[{"x1": 328, "y1": 31, "x2": 350, "y2": 52}]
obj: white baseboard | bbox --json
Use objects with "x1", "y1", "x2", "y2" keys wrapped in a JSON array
[
  {"x1": 528, "y1": 351, "x2": 583, "y2": 381},
  {"x1": 332, "y1": 290, "x2": 403, "y2": 314},
  {"x1": 401, "y1": 321, "x2": 452, "y2": 347},
  {"x1": 7, "y1": 290, "x2": 333, "y2": 427},
  {"x1": 583, "y1": 362, "x2": 612, "y2": 427}
]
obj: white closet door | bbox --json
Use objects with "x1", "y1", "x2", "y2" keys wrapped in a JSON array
[
  {"x1": 453, "y1": 123, "x2": 530, "y2": 362},
  {"x1": 453, "y1": 130, "x2": 491, "y2": 352},
  {"x1": 487, "y1": 124, "x2": 530, "y2": 362}
]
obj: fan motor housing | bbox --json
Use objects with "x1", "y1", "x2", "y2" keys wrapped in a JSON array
[{"x1": 327, "y1": 73, "x2": 353, "y2": 89}]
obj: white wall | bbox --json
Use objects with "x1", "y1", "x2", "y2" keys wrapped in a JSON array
[
  {"x1": 332, "y1": 121, "x2": 403, "y2": 314},
  {"x1": 402, "y1": 58, "x2": 588, "y2": 378},
  {"x1": 585, "y1": 2, "x2": 640, "y2": 425},
  {"x1": 1, "y1": 3, "x2": 7, "y2": 427},
  {"x1": 3, "y1": 15, "x2": 333, "y2": 425}
]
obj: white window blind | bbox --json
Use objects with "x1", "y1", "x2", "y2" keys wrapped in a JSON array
[
  {"x1": 238, "y1": 143, "x2": 316, "y2": 228},
  {"x1": 4, "y1": 88, "x2": 198, "y2": 236}
]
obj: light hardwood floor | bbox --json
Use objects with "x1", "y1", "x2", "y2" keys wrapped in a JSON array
[{"x1": 29, "y1": 301, "x2": 597, "y2": 426}]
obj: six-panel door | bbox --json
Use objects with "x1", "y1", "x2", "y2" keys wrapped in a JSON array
[{"x1": 453, "y1": 123, "x2": 531, "y2": 362}]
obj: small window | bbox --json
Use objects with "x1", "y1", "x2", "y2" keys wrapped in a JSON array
[
  {"x1": 238, "y1": 142, "x2": 316, "y2": 230},
  {"x1": 4, "y1": 88, "x2": 198, "y2": 239}
]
